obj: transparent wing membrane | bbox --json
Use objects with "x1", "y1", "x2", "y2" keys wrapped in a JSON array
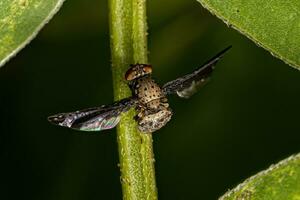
[
  {"x1": 48, "y1": 97, "x2": 137, "y2": 131},
  {"x1": 162, "y1": 46, "x2": 231, "y2": 98}
]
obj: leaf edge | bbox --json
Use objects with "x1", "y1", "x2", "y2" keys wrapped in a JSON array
[
  {"x1": 219, "y1": 153, "x2": 300, "y2": 200},
  {"x1": 0, "y1": 0, "x2": 66, "y2": 68},
  {"x1": 197, "y1": 0, "x2": 300, "y2": 71}
]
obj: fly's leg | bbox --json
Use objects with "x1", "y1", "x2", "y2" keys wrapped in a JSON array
[
  {"x1": 134, "y1": 104, "x2": 146, "y2": 122},
  {"x1": 160, "y1": 97, "x2": 170, "y2": 108}
]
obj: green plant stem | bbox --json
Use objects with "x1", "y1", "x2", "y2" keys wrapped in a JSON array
[{"x1": 109, "y1": 0, "x2": 158, "y2": 199}]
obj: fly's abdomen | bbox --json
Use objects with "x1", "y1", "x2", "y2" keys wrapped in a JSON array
[{"x1": 137, "y1": 107, "x2": 173, "y2": 133}]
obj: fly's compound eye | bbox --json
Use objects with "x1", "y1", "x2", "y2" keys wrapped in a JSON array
[
  {"x1": 142, "y1": 65, "x2": 152, "y2": 75},
  {"x1": 125, "y1": 64, "x2": 152, "y2": 81},
  {"x1": 125, "y1": 68, "x2": 137, "y2": 81}
]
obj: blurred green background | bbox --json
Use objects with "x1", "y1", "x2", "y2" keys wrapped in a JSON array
[{"x1": 1, "y1": 0, "x2": 300, "y2": 199}]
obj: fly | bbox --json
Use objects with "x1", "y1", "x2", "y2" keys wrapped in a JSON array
[{"x1": 48, "y1": 46, "x2": 231, "y2": 133}]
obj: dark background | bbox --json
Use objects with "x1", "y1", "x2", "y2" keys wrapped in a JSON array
[{"x1": 1, "y1": 0, "x2": 300, "y2": 199}]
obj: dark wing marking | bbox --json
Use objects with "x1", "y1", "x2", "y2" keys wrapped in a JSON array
[
  {"x1": 48, "y1": 97, "x2": 137, "y2": 131},
  {"x1": 162, "y1": 46, "x2": 232, "y2": 98}
]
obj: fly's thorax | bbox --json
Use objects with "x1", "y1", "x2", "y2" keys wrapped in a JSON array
[{"x1": 132, "y1": 76, "x2": 165, "y2": 104}]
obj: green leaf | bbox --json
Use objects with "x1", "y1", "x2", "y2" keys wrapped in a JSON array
[
  {"x1": 220, "y1": 153, "x2": 300, "y2": 200},
  {"x1": 0, "y1": 0, "x2": 65, "y2": 68},
  {"x1": 197, "y1": 0, "x2": 300, "y2": 70}
]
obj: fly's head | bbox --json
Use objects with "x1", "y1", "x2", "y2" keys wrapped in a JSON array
[{"x1": 125, "y1": 64, "x2": 152, "y2": 81}]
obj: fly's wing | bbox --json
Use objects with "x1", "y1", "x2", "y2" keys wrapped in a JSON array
[
  {"x1": 162, "y1": 46, "x2": 231, "y2": 98},
  {"x1": 48, "y1": 97, "x2": 137, "y2": 131}
]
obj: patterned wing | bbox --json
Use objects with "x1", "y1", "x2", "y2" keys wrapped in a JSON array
[
  {"x1": 48, "y1": 97, "x2": 137, "y2": 131},
  {"x1": 162, "y1": 46, "x2": 231, "y2": 98}
]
